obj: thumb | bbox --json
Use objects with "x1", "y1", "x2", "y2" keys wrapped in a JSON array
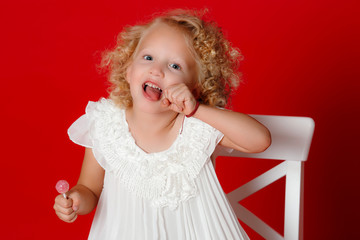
[
  {"x1": 68, "y1": 192, "x2": 80, "y2": 212},
  {"x1": 72, "y1": 198, "x2": 80, "y2": 212}
]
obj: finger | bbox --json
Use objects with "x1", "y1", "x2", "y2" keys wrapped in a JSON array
[
  {"x1": 172, "y1": 87, "x2": 197, "y2": 115},
  {"x1": 55, "y1": 194, "x2": 73, "y2": 208},
  {"x1": 56, "y1": 210, "x2": 78, "y2": 223},
  {"x1": 164, "y1": 84, "x2": 183, "y2": 102},
  {"x1": 161, "y1": 98, "x2": 170, "y2": 109},
  {"x1": 171, "y1": 89, "x2": 187, "y2": 105},
  {"x1": 167, "y1": 84, "x2": 187, "y2": 97},
  {"x1": 53, "y1": 202, "x2": 75, "y2": 215},
  {"x1": 165, "y1": 87, "x2": 188, "y2": 111},
  {"x1": 54, "y1": 206, "x2": 74, "y2": 215},
  {"x1": 68, "y1": 214, "x2": 78, "y2": 223},
  {"x1": 162, "y1": 90, "x2": 183, "y2": 112},
  {"x1": 168, "y1": 102, "x2": 183, "y2": 113},
  {"x1": 171, "y1": 84, "x2": 188, "y2": 98},
  {"x1": 54, "y1": 202, "x2": 75, "y2": 217}
]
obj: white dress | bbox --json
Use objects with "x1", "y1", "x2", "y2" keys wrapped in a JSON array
[{"x1": 68, "y1": 98, "x2": 249, "y2": 240}]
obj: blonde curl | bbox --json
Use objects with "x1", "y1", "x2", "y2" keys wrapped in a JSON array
[{"x1": 99, "y1": 9, "x2": 243, "y2": 108}]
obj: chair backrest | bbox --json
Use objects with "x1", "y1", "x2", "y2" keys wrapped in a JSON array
[{"x1": 215, "y1": 115, "x2": 315, "y2": 240}]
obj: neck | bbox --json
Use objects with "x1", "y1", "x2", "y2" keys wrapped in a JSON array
[{"x1": 126, "y1": 107, "x2": 180, "y2": 135}]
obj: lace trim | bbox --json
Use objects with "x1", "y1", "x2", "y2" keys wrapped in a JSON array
[{"x1": 88, "y1": 98, "x2": 220, "y2": 210}]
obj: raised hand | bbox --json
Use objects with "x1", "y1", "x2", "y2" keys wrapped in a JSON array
[{"x1": 161, "y1": 83, "x2": 197, "y2": 115}]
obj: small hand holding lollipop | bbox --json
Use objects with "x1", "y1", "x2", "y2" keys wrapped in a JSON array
[{"x1": 56, "y1": 180, "x2": 69, "y2": 199}]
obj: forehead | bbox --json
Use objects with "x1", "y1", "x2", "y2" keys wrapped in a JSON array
[
  {"x1": 141, "y1": 21, "x2": 186, "y2": 43},
  {"x1": 136, "y1": 22, "x2": 194, "y2": 58}
]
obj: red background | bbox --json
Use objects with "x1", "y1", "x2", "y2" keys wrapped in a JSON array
[{"x1": 1, "y1": 0, "x2": 359, "y2": 239}]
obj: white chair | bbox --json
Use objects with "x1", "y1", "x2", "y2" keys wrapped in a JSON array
[{"x1": 215, "y1": 115, "x2": 315, "y2": 240}]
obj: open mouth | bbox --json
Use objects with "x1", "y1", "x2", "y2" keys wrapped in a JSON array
[{"x1": 143, "y1": 82, "x2": 162, "y2": 101}]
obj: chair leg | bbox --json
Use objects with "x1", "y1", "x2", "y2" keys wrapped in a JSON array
[{"x1": 284, "y1": 161, "x2": 304, "y2": 240}]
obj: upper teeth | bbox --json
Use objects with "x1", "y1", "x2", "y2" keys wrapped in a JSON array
[{"x1": 145, "y1": 83, "x2": 162, "y2": 91}]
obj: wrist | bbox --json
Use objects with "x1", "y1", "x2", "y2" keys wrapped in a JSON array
[{"x1": 186, "y1": 102, "x2": 200, "y2": 118}]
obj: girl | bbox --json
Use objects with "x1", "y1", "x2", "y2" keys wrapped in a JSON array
[{"x1": 54, "y1": 9, "x2": 271, "y2": 239}]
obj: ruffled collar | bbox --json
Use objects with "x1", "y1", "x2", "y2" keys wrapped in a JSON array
[
  {"x1": 120, "y1": 109, "x2": 184, "y2": 157},
  {"x1": 88, "y1": 98, "x2": 218, "y2": 210}
]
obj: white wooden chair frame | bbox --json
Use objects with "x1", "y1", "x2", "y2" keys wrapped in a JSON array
[{"x1": 215, "y1": 115, "x2": 315, "y2": 240}]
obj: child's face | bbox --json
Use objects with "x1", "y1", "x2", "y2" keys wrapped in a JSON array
[{"x1": 126, "y1": 22, "x2": 198, "y2": 110}]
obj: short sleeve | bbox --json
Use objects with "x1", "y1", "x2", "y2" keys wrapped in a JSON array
[
  {"x1": 183, "y1": 115, "x2": 231, "y2": 158},
  {"x1": 215, "y1": 130, "x2": 224, "y2": 145},
  {"x1": 204, "y1": 128, "x2": 224, "y2": 157},
  {"x1": 212, "y1": 132, "x2": 234, "y2": 159},
  {"x1": 67, "y1": 99, "x2": 116, "y2": 171},
  {"x1": 67, "y1": 113, "x2": 93, "y2": 148}
]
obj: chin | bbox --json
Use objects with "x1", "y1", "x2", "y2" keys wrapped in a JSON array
[{"x1": 133, "y1": 100, "x2": 162, "y2": 114}]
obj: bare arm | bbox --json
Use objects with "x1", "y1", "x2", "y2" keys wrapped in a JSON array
[
  {"x1": 72, "y1": 148, "x2": 105, "y2": 214},
  {"x1": 163, "y1": 83, "x2": 271, "y2": 153},
  {"x1": 193, "y1": 105, "x2": 271, "y2": 153},
  {"x1": 54, "y1": 148, "x2": 104, "y2": 222}
]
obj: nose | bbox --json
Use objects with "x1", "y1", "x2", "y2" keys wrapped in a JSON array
[{"x1": 149, "y1": 63, "x2": 164, "y2": 78}]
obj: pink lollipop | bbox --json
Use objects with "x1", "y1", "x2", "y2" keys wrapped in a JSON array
[{"x1": 56, "y1": 180, "x2": 69, "y2": 198}]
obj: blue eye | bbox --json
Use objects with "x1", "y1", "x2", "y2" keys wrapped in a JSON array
[
  {"x1": 143, "y1": 55, "x2": 153, "y2": 61},
  {"x1": 170, "y1": 63, "x2": 181, "y2": 70}
]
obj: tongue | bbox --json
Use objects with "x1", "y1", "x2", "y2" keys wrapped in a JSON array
[{"x1": 145, "y1": 86, "x2": 162, "y2": 101}]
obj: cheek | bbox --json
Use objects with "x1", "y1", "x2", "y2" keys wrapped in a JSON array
[
  {"x1": 188, "y1": 74, "x2": 201, "y2": 99},
  {"x1": 186, "y1": 71, "x2": 198, "y2": 89}
]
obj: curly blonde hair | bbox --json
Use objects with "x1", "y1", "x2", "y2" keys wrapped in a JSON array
[{"x1": 100, "y1": 9, "x2": 242, "y2": 108}]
